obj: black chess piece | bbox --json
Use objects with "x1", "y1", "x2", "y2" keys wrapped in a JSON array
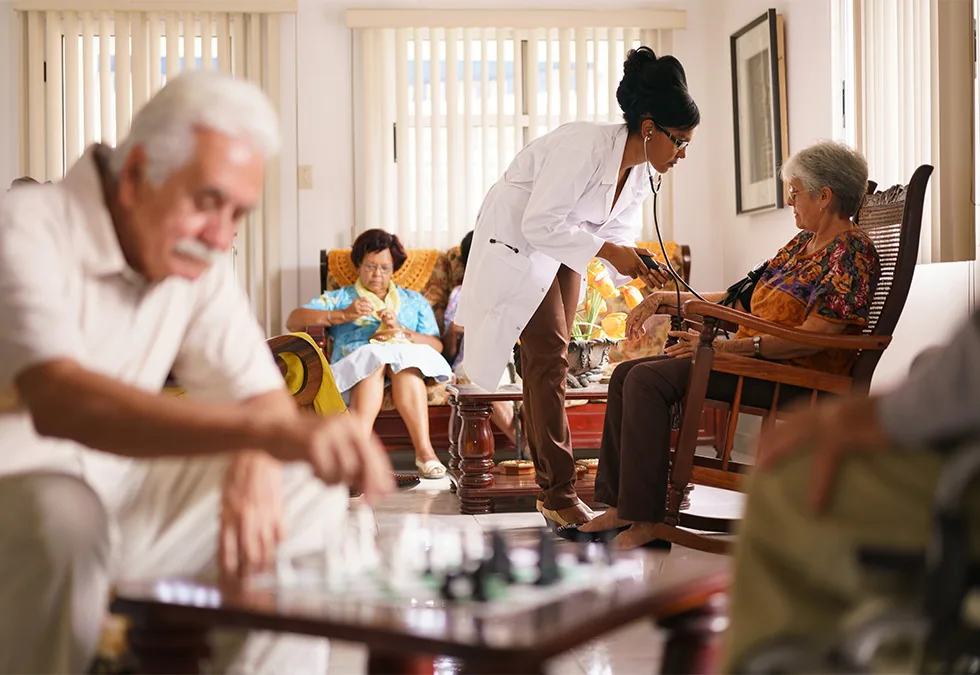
[
  {"x1": 472, "y1": 561, "x2": 491, "y2": 602},
  {"x1": 536, "y1": 528, "x2": 560, "y2": 586},
  {"x1": 489, "y1": 530, "x2": 514, "y2": 582}
]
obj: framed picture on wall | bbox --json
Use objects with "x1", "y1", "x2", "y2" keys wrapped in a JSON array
[{"x1": 731, "y1": 9, "x2": 788, "y2": 214}]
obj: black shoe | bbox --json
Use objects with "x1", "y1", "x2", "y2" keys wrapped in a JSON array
[{"x1": 555, "y1": 522, "x2": 630, "y2": 542}]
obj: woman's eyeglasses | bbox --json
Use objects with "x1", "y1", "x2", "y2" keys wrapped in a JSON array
[
  {"x1": 363, "y1": 263, "x2": 393, "y2": 274},
  {"x1": 654, "y1": 122, "x2": 690, "y2": 151}
]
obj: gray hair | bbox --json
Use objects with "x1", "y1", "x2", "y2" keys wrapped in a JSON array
[
  {"x1": 781, "y1": 141, "x2": 869, "y2": 219},
  {"x1": 109, "y1": 70, "x2": 280, "y2": 186}
]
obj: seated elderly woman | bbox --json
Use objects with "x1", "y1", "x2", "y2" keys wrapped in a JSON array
[
  {"x1": 571, "y1": 140, "x2": 881, "y2": 548},
  {"x1": 286, "y1": 229, "x2": 452, "y2": 478}
]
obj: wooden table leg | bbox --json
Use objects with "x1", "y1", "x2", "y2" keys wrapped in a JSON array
[
  {"x1": 126, "y1": 617, "x2": 211, "y2": 674},
  {"x1": 457, "y1": 400, "x2": 495, "y2": 515},
  {"x1": 448, "y1": 393, "x2": 461, "y2": 481},
  {"x1": 658, "y1": 594, "x2": 728, "y2": 675}
]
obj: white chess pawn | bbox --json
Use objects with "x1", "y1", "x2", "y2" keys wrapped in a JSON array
[{"x1": 355, "y1": 504, "x2": 381, "y2": 572}]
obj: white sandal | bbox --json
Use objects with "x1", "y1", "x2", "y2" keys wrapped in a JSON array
[{"x1": 415, "y1": 458, "x2": 447, "y2": 479}]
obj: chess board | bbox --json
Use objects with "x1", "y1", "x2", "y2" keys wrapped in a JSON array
[{"x1": 251, "y1": 506, "x2": 650, "y2": 620}]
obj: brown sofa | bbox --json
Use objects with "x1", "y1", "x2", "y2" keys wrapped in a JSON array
[{"x1": 302, "y1": 242, "x2": 693, "y2": 453}]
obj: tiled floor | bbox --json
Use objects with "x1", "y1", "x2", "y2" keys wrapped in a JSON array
[{"x1": 327, "y1": 473, "x2": 742, "y2": 674}]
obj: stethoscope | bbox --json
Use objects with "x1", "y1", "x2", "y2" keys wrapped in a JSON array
[{"x1": 642, "y1": 134, "x2": 708, "y2": 305}]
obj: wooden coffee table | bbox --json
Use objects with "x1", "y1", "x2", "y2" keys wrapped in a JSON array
[
  {"x1": 111, "y1": 546, "x2": 729, "y2": 674},
  {"x1": 446, "y1": 383, "x2": 609, "y2": 515}
]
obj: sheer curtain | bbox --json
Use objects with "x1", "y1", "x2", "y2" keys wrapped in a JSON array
[{"x1": 350, "y1": 10, "x2": 685, "y2": 249}]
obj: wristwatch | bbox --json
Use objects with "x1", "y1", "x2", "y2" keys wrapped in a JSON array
[{"x1": 752, "y1": 335, "x2": 763, "y2": 358}]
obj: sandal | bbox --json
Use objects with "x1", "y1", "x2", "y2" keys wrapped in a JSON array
[{"x1": 415, "y1": 458, "x2": 447, "y2": 479}]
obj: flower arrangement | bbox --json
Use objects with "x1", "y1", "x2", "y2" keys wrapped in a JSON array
[{"x1": 571, "y1": 259, "x2": 645, "y2": 342}]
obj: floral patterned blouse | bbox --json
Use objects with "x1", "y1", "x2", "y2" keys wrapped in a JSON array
[{"x1": 735, "y1": 229, "x2": 881, "y2": 375}]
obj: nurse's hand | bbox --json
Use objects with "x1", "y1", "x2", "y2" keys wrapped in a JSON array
[{"x1": 599, "y1": 243, "x2": 669, "y2": 289}]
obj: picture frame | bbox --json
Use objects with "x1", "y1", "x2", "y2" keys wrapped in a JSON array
[{"x1": 730, "y1": 9, "x2": 788, "y2": 214}]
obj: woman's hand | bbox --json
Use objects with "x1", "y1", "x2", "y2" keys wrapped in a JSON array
[
  {"x1": 626, "y1": 292, "x2": 664, "y2": 340},
  {"x1": 599, "y1": 243, "x2": 670, "y2": 289},
  {"x1": 342, "y1": 298, "x2": 374, "y2": 323},
  {"x1": 378, "y1": 309, "x2": 400, "y2": 330},
  {"x1": 663, "y1": 328, "x2": 707, "y2": 359}
]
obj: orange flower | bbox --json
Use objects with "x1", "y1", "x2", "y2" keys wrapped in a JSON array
[
  {"x1": 601, "y1": 312, "x2": 628, "y2": 339},
  {"x1": 621, "y1": 286, "x2": 643, "y2": 309}
]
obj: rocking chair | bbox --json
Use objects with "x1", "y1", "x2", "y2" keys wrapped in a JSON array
[{"x1": 660, "y1": 165, "x2": 933, "y2": 554}]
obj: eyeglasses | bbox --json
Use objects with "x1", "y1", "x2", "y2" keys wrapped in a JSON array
[
  {"x1": 362, "y1": 263, "x2": 394, "y2": 274},
  {"x1": 654, "y1": 121, "x2": 690, "y2": 152}
]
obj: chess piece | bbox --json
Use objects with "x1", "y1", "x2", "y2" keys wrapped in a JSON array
[
  {"x1": 536, "y1": 528, "x2": 560, "y2": 586},
  {"x1": 489, "y1": 530, "x2": 514, "y2": 582}
]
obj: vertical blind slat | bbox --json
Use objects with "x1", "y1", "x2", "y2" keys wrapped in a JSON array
[{"x1": 64, "y1": 11, "x2": 81, "y2": 166}]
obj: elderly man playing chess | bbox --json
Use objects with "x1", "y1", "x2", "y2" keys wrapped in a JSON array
[{"x1": 0, "y1": 71, "x2": 393, "y2": 673}]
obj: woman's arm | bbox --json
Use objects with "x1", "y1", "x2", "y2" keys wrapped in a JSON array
[
  {"x1": 410, "y1": 331, "x2": 445, "y2": 352},
  {"x1": 285, "y1": 307, "x2": 347, "y2": 332},
  {"x1": 715, "y1": 315, "x2": 850, "y2": 359},
  {"x1": 442, "y1": 323, "x2": 463, "y2": 363}
]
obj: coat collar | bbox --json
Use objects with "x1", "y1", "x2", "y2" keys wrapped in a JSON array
[
  {"x1": 600, "y1": 124, "x2": 640, "y2": 222},
  {"x1": 599, "y1": 124, "x2": 629, "y2": 186}
]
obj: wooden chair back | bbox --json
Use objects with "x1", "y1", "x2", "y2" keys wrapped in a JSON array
[
  {"x1": 850, "y1": 165, "x2": 933, "y2": 390},
  {"x1": 267, "y1": 334, "x2": 323, "y2": 410}
]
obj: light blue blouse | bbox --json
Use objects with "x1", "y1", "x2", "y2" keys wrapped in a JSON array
[{"x1": 303, "y1": 285, "x2": 441, "y2": 363}]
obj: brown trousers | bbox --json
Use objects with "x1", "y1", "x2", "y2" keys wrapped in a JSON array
[
  {"x1": 594, "y1": 354, "x2": 810, "y2": 523},
  {"x1": 520, "y1": 265, "x2": 581, "y2": 510}
]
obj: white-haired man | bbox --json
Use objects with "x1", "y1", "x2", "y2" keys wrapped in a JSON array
[{"x1": 0, "y1": 70, "x2": 394, "y2": 673}]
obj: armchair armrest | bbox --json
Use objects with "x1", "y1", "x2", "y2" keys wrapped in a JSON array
[
  {"x1": 684, "y1": 300, "x2": 891, "y2": 351},
  {"x1": 302, "y1": 325, "x2": 328, "y2": 354}
]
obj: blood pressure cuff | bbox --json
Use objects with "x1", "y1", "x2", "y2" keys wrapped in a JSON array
[{"x1": 720, "y1": 260, "x2": 769, "y2": 313}]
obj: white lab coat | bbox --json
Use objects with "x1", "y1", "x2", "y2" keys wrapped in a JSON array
[{"x1": 457, "y1": 121, "x2": 650, "y2": 391}]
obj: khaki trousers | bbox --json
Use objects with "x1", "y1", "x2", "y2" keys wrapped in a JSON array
[
  {"x1": 520, "y1": 265, "x2": 581, "y2": 510},
  {"x1": 724, "y1": 443, "x2": 980, "y2": 672},
  {"x1": 0, "y1": 457, "x2": 347, "y2": 674}
]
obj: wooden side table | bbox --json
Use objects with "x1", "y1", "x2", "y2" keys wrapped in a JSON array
[{"x1": 447, "y1": 383, "x2": 608, "y2": 515}]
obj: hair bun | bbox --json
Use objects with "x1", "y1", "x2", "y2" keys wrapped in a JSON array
[
  {"x1": 616, "y1": 46, "x2": 700, "y2": 132},
  {"x1": 622, "y1": 46, "x2": 658, "y2": 80}
]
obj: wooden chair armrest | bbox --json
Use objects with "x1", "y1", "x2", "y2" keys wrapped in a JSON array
[
  {"x1": 302, "y1": 325, "x2": 328, "y2": 354},
  {"x1": 684, "y1": 300, "x2": 891, "y2": 351}
]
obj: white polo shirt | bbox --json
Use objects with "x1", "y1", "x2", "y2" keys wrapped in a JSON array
[{"x1": 0, "y1": 146, "x2": 284, "y2": 509}]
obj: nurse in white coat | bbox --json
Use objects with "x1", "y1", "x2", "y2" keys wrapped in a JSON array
[{"x1": 456, "y1": 47, "x2": 700, "y2": 528}]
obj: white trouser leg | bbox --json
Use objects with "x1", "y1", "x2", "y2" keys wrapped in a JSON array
[
  {"x1": 0, "y1": 472, "x2": 111, "y2": 674},
  {"x1": 115, "y1": 456, "x2": 348, "y2": 675}
]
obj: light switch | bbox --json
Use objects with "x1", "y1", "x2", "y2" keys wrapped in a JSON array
[{"x1": 298, "y1": 165, "x2": 313, "y2": 190}]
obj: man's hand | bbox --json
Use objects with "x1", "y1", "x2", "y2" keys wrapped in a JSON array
[
  {"x1": 220, "y1": 451, "x2": 283, "y2": 579},
  {"x1": 266, "y1": 413, "x2": 395, "y2": 502},
  {"x1": 626, "y1": 292, "x2": 664, "y2": 340},
  {"x1": 757, "y1": 396, "x2": 891, "y2": 514},
  {"x1": 342, "y1": 298, "x2": 374, "y2": 323},
  {"x1": 449, "y1": 321, "x2": 465, "y2": 336},
  {"x1": 599, "y1": 243, "x2": 670, "y2": 289}
]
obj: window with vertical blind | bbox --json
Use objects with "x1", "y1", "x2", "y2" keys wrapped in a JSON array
[
  {"x1": 16, "y1": 3, "x2": 291, "y2": 336},
  {"x1": 350, "y1": 10, "x2": 685, "y2": 249},
  {"x1": 846, "y1": 0, "x2": 976, "y2": 264}
]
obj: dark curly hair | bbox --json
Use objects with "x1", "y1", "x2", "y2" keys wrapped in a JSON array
[
  {"x1": 459, "y1": 230, "x2": 474, "y2": 268},
  {"x1": 616, "y1": 46, "x2": 700, "y2": 132},
  {"x1": 351, "y1": 228, "x2": 408, "y2": 271}
]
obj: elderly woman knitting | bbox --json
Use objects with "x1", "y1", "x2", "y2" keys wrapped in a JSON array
[
  {"x1": 571, "y1": 140, "x2": 882, "y2": 548},
  {"x1": 287, "y1": 229, "x2": 451, "y2": 478}
]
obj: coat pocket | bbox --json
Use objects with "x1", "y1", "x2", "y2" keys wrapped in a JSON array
[{"x1": 485, "y1": 238, "x2": 531, "y2": 272}]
